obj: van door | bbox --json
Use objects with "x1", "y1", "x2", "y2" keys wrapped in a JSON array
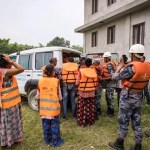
[{"x1": 16, "y1": 54, "x2": 33, "y2": 94}]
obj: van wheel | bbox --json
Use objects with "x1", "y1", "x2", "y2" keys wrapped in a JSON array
[{"x1": 28, "y1": 89, "x2": 38, "y2": 111}]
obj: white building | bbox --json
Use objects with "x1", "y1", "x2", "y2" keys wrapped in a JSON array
[{"x1": 75, "y1": 0, "x2": 150, "y2": 60}]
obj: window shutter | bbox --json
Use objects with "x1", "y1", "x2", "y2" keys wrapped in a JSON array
[{"x1": 133, "y1": 23, "x2": 145, "y2": 45}]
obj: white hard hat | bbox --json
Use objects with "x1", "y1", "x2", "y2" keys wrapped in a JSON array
[
  {"x1": 129, "y1": 44, "x2": 145, "y2": 54},
  {"x1": 103, "y1": 52, "x2": 111, "y2": 58}
]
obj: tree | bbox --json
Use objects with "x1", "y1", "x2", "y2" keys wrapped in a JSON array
[
  {"x1": 46, "y1": 36, "x2": 70, "y2": 47},
  {"x1": 0, "y1": 38, "x2": 10, "y2": 54},
  {"x1": 0, "y1": 38, "x2": 35, "y2": 54},
  {"x1": 71, "y1": 45, "x2": 83, "y2": 52}
]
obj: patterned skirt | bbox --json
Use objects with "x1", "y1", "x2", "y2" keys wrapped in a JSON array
[
  {"x1": 77, "y1": 96, "x2": 96, "y2": 127},
  {"x1": 42, "y1": 116, "x2": 64, "y2": 147},
  {"x1": 0, "y1": 103, "x2": 23, "y2": 147}
]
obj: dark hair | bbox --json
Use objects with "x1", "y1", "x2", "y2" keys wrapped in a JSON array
[
  {"x1": 49, "y1": 57, "x2": 57, "y2": 63},
  {"x1": 142, "y1": 56, "x2": 146, "y2": 60},
  {"x1": 85, "y1": 58, "x2": 92, "y2": 67},
  {"x1": 44, "y1": 64, "x2": 54, "y2": 76},
  {"x1": 80, "y1": 56, "x2": 86, "y2": 61},
  {"x1": 0, "y1": 54, "x2": 8, "y2": 68},
  {"x1": 68, "y1": 57, "x2": 74, "y2": 62},
  {"x1": 122, "y1": 55, "x2": 128, "y2": 63}
]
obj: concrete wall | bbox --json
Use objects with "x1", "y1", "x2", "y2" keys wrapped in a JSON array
[
  {"x1": 84, "y1": 7, "x2": 150, "y2": 60},
  {"x1": 84, "y1": 0, "x2": 135, "y2": 24}
]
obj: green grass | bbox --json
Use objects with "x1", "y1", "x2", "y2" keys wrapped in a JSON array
[{"x1": 13, "y1": 93, "x2": 150, "y2": 150}]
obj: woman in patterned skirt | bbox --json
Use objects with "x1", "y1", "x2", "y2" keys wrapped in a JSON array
[
  {"x1": 0, "y1": 54, "x2": 24, "y2": 149},
  {"x1": 76, "y1": 58, "x2": 98, "y2": 127}
]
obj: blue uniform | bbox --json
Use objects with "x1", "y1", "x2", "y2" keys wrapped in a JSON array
[
  {"x1": 105, "y1": 63, "x2": 116, "y2": 115},
  {"x1": 113, "y1": 66, "x2": 143, "y2": 144}
]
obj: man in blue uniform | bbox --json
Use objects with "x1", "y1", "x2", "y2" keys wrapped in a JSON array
[
  {"x1": 102, "y1": 52, "x2": 116, "y2": 117},
  {"x1": 109, "y1": 44, "x2": 150, "y2": 150}
]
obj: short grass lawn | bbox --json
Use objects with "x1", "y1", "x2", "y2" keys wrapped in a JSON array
[{"x1": 14, "y1": 93, "x2": 150, "y2": 150}]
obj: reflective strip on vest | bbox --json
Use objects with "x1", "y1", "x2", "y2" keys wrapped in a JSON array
[
  {"x1": 40, "y1": 107, "x2": 60, "y2": 111},
  {"x1": 1, "y1": 86, "x2": 18, "y2": 94},
  {"x1": 1, "y1": 76, "x2": 21, "y2": 108},
  {"x1": 40, "y1": 98, "x2": 59, "y2": 103},
  {"x1": 2, "y1": 94, "x2": 20, "y2": 102}
]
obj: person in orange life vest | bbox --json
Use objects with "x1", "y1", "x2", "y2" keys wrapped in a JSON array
[
  {"x1": 116, "y1": 55, "x2": 128, "y2": 107},
  {"x1": 109, "y1": 44, "x2": 150, "y2": 150},
  {"x1": 76, "y1": 58, "x2": 98, "y2": 127},
  {"x1": 140, "y1": 56, "x2": 150, "y2": 104},
  {"x1": 92, "y1": 60, "x2": 103, "y2": 118},
  {"x1": 61, "y1": 57, "x2": 78, "y2": 120},
  {"x1": 0, "y1": 54, "x2": 24, "y2": 149},
  {"x1": 102, "y1": 52, "x2": 116, "y2": 117},
  {"x1": 37, "y1": 64, "x2": 64, "y2": 147}
]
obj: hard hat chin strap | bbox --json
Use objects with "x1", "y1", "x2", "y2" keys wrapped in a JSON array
[{"x1": 134, "y1": 53, "x2": 143, "y2": 59}]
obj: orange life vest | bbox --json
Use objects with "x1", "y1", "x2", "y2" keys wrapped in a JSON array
[
  {"x1": 62, "y1": 62, "x2": 78, "y2": 83},
  {"x1": 1, "y1": 76, "x2": 21, "y2": 109},
  {"x1": 78, "y1": 67, "x2": 98, "y2": 91},
  {"x1": 122, "y1": 61, "x2": 150, "y2": 93},
  {"x1": 38, "y1": 77, "x2": 60, "y2": 117},
  {"x1": 102, "y1": 61, "x2": 116, "y2": 78}
]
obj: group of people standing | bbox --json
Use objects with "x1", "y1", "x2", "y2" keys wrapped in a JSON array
[{"x1": 0, "y1": 44, "x2": 150, "y2": 150}]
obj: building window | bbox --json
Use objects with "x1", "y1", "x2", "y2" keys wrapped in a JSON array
[
  {"x1": 107, "y1": 25, "x2": 115, "y2": 44},
  {"x1": 108, "y1": 0, "x2": 116, "y2": 6},
  {"x1": 91, "y1": 32, "x2": 97, "y2": 47},
  {"x1": 92, "y1": 0, "x2": 98, "y2": 14},
  {"x1": 133, "y1": 23, "x2": 145, "y2": 45}
]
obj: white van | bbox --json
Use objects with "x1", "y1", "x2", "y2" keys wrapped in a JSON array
[{"x1": 9, "y1": 46, "x2": 82, "y2": 110}]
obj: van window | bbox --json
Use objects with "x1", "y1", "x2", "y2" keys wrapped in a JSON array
[
  {"x1": 18, "y1": 54, "x2": 32, "y2": 70},
  {"x1": 63, "y1": 52, "x2": 80, "y2": 64},
  {"x1": 35, "y1": 52, "x2": 53, "y2": 70}
]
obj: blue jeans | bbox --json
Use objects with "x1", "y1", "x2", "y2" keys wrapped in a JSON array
[{"x1": 62, "y1": 83, "x2": 76, "y2": 119}]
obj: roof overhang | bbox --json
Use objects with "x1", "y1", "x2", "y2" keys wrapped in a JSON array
[{"x1": 75, "y1": 0, "x2": 150, "y2": 33}]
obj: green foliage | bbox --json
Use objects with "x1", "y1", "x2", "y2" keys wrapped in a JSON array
[
  {"x1": 46, "y1": 36, "x2": 70, "y2": 48},
  {"x1": 0, "y1": 37, "x2": 83, "y2": 55},
  {"x1": 71, "y1": 45, "x2": 83, "y2": 52},
  {"x1": 0, "y1": 38, "x2": 35, "y2": 54}
]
